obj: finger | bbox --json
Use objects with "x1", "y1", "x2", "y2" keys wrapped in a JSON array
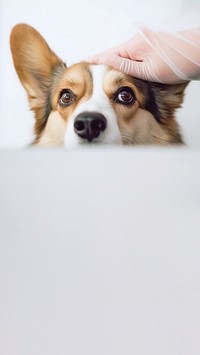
[
  {"x1": 87, "y1": 54, "x2": 158, "y2": 82},
  {"x1": 88, "y1": 53, "x2": 128, "y2": 71},
  {"x1": 120, "y1": 57, "x2": 161, "y2": 82},
  {"x1": 87, "y1": 48, "x2": 119, "y2": 64},
  {"x1": 119, "y1": 58, "x2": 145, "y2": 76},
  {"x1": 87, "y1": 53, "x2": 145, "y2": 78}
]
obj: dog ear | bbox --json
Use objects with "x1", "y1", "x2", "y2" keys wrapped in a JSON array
[
  {"x1": 10, "y1": 23, "x2": 66, "y2": 134},
  {"x1": 151, "y1": 82, "x2": 189, "y2": 123}
]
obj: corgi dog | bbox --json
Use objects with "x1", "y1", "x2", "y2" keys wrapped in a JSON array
[{"x1": 10, "y1": 24, "x2": 188, "y2": 148}]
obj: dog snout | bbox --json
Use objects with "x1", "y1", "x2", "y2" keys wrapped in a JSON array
[{"x1": 74, "y1": 111, "x2": 107, "y2": 142}]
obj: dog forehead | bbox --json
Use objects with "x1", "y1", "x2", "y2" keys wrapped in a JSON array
[
  {"x1": 89, "y1": 64, "x2": 107, "y2": 92},
  {"x1": 89, "y1": 64, "x2": 122, "y2": 93},
  {"x1": 68, "y1": 63, "x2": 117, "y2": 91},
  {"x1": 57, "y1": 63, "x2": 118, "y2": 95},
  {"x1": 69, "y1": 64, "x2": 114, "y2": 115}
]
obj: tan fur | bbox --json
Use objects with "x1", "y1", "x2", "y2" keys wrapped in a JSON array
[
  {"x1": 103, "y1": 68, "x2": 187, "y2": 144},
  {"x1": 37, "y1": 111, "x2": 66, "y2": 146},
  {"x1": 51, "y1": 63, "x2": 93, "y2": 120},
  {"x1": 10, "y1": 24, "x2": 188, "y2": 146},
  {"x1": 10, "y1": 23, "x2": 65, "y2": 136}
]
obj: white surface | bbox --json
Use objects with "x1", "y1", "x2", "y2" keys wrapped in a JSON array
[{"x1": 0, "y1": 147, "x2": 200, "y2": 354}]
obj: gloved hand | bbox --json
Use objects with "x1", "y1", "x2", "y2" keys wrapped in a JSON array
[{"x1": 88, "y1": 26, "x2": 200, "y2": 84}]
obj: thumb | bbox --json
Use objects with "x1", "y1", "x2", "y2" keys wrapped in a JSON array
[
  {"x1": 119, "y1": 58, "x2": 159, "y2": 81},
  {"x1": 118, "y1": 57, "x2": 151, "y2": 78}
]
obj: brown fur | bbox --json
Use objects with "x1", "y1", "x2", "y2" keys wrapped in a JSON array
[
  {"x1": 10, "y1": 23, "x2": 66, "y2": 136},
  {"x1": 10, "y1": 23, "x2": 188, "y2": 146}
]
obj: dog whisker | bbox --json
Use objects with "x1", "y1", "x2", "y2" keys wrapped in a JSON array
[
  {"x1": 121, "y1": 133, "x2": 134, "y2": 145},
  {"x1": 151, "y1": 134, "x2": 171, "y2": 143}
]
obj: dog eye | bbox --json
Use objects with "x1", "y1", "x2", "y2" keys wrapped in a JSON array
[
  {"x1": 59, "y1": 89, "x2": 76, "y2": 106},
  {"x1": 114, "y1": 87, "x2": 135, "y2": 105}
]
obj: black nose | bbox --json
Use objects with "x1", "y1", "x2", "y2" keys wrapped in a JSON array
[{"x1": 74, "y1": 111, "x2": 107, "y2": 142}]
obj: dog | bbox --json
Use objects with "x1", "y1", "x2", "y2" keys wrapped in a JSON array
[{"x1": 10, "y1": 24, "x2": 188, "y2": 148}]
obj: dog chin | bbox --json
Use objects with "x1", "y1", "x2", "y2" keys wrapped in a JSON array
[{"x1": 64, "y1": 133, "x2": 122, "y2": 149}]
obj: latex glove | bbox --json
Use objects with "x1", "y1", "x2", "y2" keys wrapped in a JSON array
[{"x1": 88, "y1": 27, "x2": 200, "y2": 84}]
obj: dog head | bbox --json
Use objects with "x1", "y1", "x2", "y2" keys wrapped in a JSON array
[{"x1": 10, "y1": 24, "x2": 188, "y2": 147}]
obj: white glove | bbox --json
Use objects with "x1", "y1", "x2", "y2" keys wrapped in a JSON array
[{"x1": 88, "y1": 26, "x2": 200, "y2": 84}]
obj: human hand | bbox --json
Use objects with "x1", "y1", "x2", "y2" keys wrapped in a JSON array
[{"x1": 88, "y1": 27, "x2": 200, "y2": 84}]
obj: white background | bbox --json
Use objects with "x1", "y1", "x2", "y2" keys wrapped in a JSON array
[
  {"x1": 1, "y1": 147, "x2": 200, "y2": 355},
  {"x1": 0, "y1": 1, "x2": 200, "y2": 355}
]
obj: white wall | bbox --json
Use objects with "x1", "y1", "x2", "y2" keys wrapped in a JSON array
[{"x1": 0, "y1": 0, "x2": 199, "y2": 148}]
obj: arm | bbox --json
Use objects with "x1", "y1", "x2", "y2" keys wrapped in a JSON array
[{"x1": 88, "y1": 26, "x2": 200, "y2": 84}]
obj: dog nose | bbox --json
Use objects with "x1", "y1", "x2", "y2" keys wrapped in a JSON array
[{"x1": 74, "y1": 111, "x2": 107, "y2": 142}]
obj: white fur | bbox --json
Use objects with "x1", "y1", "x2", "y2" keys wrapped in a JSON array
[{"x1": 64, "y1": 65, "x2": 122, "y2": 148}]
